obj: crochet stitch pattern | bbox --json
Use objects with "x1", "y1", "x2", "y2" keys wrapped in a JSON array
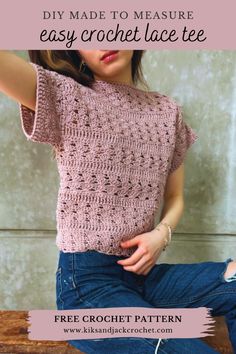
[{"x1": 19, "y1": 63, "x2": 198, "y2": 256}]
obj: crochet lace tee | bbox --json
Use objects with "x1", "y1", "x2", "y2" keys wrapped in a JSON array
[{"x1": 19, "y1": 63, "x2": 198, "y2": 257}]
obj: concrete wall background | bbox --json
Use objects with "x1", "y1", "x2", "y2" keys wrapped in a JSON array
[{"x1": 0, "y1": 50, "x2": 235, "y2": 310}]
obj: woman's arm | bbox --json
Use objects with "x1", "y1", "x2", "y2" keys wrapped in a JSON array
[
  {"x1": 0, "y1": 50, "x2": 36, "y2": 111},
  {"x1": 118, "y1": 163, "x2": 185, "y2": 275},
  {"x1": 157, "y1": 162, "x2": 185, "y2": 234}
]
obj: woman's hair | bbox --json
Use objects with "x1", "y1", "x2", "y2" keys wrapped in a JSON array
[{"x1": 28, "y1": 50, "x2": 148, "y2": 88}]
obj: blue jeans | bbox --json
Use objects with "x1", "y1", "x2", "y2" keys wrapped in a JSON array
[{"x1": 56, "y1": 250, "x2": 236, "y2": 354}]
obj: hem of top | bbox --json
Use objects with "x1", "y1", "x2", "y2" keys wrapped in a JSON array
[{"x1": 55, "y1": 243, "x2": 134, "y2": 257}]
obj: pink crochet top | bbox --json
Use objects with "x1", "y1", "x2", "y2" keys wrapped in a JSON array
[{"x1": 19, "y1": 63, "x2": 198, "y2": 256}]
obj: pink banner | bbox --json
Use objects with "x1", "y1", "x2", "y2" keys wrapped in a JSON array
[
  {"x1": 27, "y1": 307, "x2": 215, "y2": 341},
  {"x1": 0, "y1": 0, "x2": 235, "y2": 49}
]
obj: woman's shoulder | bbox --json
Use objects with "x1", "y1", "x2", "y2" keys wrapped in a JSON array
[{"x1": 146, "y1": 89, "x2": 180, "y2": 113}]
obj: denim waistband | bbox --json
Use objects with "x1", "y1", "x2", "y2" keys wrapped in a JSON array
[{"x1": 58, "y1": 250, "x2": 127, "y2": 270}]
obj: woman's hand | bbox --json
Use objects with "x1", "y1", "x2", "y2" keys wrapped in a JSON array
[
  {"x1": 117, "y1": 227, "x2": 168, "y2": 275},
  {"x1": 117, "y1": 165, "x2": 185, "y2": 276}
]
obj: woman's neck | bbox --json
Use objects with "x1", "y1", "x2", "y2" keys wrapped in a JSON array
[{"x1": 93, "y1": 66, "x2": 134, "y2": 87}]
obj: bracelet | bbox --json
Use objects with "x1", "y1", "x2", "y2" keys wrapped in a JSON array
[
  {"x1": 160, "y1": 222, "x2": 172, "y2": 244},
  {"x1": 154, "y1": 222, "x2": 172, "y2": 251}
]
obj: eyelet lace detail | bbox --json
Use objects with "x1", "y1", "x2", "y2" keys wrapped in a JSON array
[{"x1": 19, "y1": 64, "x2": 198, "y2": 256}]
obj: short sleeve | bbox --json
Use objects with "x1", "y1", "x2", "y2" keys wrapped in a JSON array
[
  {"x1": 19, "y1": 62, "x2": 65, "y2": 146},
  {"x1": 169, "y1": 104, "x2": 199, "y2": 174}
]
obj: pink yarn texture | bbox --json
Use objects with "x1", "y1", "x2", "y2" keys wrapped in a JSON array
[{"x1": 19, "y1": 63, "x2": 198, "y2": 256}]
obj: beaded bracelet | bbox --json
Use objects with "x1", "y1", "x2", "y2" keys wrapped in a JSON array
[{"x1": 154, "y1": 222, "x2": 172, "y2": 251}]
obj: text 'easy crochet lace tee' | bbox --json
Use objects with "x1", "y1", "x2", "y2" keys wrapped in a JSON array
[{"x1": 19, "y1": 63, "x2": 198, "y2": 257}]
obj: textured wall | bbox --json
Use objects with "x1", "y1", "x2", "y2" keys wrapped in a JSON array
[
  {"x1": 0, "y1": 52, "x2": 58, "y2": 230},
  {"x1": 0, "y1": 50, "x2": 235, "y2": 310}
]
